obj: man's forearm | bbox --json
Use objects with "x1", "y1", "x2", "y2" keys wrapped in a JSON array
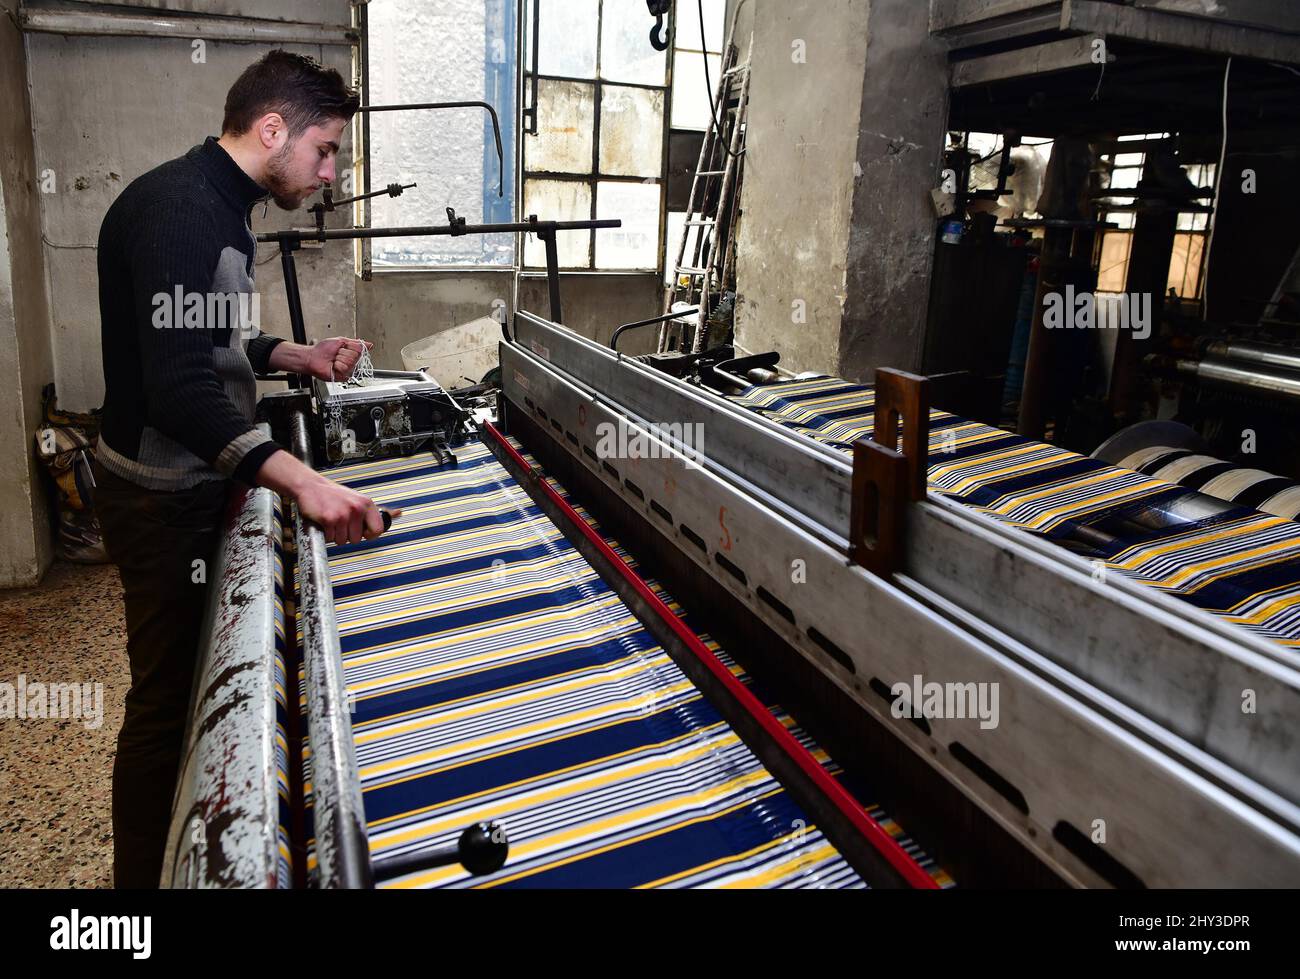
[
  {"x1": 253, "y1": 446, "x2": 323, "y2": 498},
  {"x1": 252, "y1": 447, "x2": 388, "y2": 546},
  {"x1": 267, "y1": 341, "x2": 314, "y2": 376}
]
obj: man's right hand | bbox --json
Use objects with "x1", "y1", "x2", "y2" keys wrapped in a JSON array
[
  {"x1": 295, "y1": 476, "x2": 386, "y2": 546},
  {"x1": 253, "y1": 448, "x2": 389, "y2": 546}
]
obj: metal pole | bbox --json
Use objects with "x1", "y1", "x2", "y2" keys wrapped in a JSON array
[
  {"x1": 542, "y1": 228, "x2": 562, "y2": 323},
  {"x1": 279, "y1": 240, "x2": 309, "y2": 389},
  {"x1": 256, "y1": 217, "x2": 619, "y2": 244},
  {"x1": 289, "y1": 411, "x2": 373, "y2": 889}
]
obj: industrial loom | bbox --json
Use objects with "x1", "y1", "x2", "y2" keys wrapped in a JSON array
[{"x1": 161, "y1": 303, "x2": 1300, "y2": 889}]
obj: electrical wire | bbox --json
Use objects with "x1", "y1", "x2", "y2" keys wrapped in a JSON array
[{"x1": 698, "y1": 0, "x2": 745, "y2": 161}]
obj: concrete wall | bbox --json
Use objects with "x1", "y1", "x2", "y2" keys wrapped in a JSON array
[
  {"x1": 0, "y1": 0, "x2": 57, "y2": 587},
  {"x1": 730, "y1": 0, "x2": 870, "y2": 375},
  {"x1": 727, "y1": 0, "x2": 948, "y2": 381},
  {"x1": 26, "y1": 2, "x2": 356, "y2": 413},
  {"x1": 518, "y1": 271, "x2": 663, "y2": 354},
  {"x1": 357, "y1": 270, "x2": 514, "y2": 385},
  {"x1": 840, "y1": 0, "x2": 949, "y2": 382},
  {"x1": 356, "y1": 269, "x2": 662, "y2": 385}
]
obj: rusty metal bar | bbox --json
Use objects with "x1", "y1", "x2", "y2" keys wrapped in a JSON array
[
  {"x1": 162, "y1": 479, "x2": 283, "y2": 888},
  {"x1": 289, "y1": 411, "x2": 374, "y2": 889}
]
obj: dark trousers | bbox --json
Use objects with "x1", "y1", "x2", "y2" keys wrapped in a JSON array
[{"x1": 93, "y1": 460, "x2": 229, "y2": 888}]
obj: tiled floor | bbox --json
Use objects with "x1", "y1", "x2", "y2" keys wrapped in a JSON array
[{"x1": 0, "y1": 561, "x2": 128, "y2": 887}]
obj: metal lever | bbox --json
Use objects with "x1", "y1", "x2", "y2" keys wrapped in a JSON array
[
  {"x1": 310, "y1": 180, "x2": 416, "y2": 233},
  {"x1": 370, "y1": 822, "x2": 510, "y2": 883}
]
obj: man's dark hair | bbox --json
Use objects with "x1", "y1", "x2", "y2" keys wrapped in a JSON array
[{"x1": 222, "y1": 50, "x2": 359, "y2": 137}]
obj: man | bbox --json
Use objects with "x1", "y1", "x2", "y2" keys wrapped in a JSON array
[{"x1": 94, "y1": 50, "x2": 386, "y2": 887}]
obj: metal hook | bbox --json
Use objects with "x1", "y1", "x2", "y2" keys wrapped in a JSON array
[{"x1": 647, "y1": 1, "x2": 670, "y2": 51}]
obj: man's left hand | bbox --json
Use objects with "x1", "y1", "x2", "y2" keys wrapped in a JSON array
[{"x1": 307, "y1": 337, "x2": 374, "y2": 382}]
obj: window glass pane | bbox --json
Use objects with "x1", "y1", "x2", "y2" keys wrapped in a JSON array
[
  {"x1": 596, "y1": 181, "x2": 661, "y2": 269},
  {"x1": 1169, "y1": 233, "x2": 1206, "y2": 298},
  {"x1": 526, "y1": 79, "x2": 595, "y2": 174},
  {"x1": 675, "y1": 0, "x2": 725, "y2": 52},
  {"x1": 671, "y1": 51, "x2": 722, "y2": 130},
  {"x1": 1097, "y1": 232, "x2": 1133, "y2": 293},
  {"x1": 600, "y1": 86, "x2": 665, "y2": 177},
  {"x1": 367, "y1": 0, "x2": 516, "y2": 266},
  {"x1": 1107, "y1": 166, "x2": 1141, "y2": 190},
  {"x1": 600, "y1": 1, "x2": 668, "y2": 85},
  {"x1": 523, "y1": 179, "x2": 592, "y2": 267},
  {"x1": 528, "y1": 0, "x2": 598, "y2": 78}
]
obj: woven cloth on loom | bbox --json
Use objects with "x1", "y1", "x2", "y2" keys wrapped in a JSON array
[
  {"x1": 526, "y1": 453, "x2": 952, "y2": 889},
  {"x1": 731, "y1": 375, "x2": 1300, "y2": 649},
  {"x1": 299, "y1": 440, "x2": 948, "y2": 888},
  {"x1": 272, "y1": 498, "x2": 293, "y2": 888}
]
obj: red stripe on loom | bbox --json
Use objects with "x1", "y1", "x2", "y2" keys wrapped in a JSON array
[{"x1": 484, "y1": 421, "x2": 940, "y2": 890}]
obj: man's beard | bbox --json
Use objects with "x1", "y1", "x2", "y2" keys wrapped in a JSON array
[{"x1": 264, "y1": 140, "x2": 306, "y2": 210}]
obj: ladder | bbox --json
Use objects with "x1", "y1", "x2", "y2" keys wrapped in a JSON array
[{"x1": 659, "y1": 8, "x2": 753, "y2": 354}]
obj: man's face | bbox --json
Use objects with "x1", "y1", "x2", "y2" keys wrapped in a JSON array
[{"x1": 264, "y1": 116, "x2": 348, "y2": 210}]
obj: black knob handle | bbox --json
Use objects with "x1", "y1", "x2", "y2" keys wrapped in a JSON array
[
  {"x1": 458, "y1": 822, "x2": 509, "y2": 876},
  {"x1": 369, "y1": 821, "x2": 509, "y2": 884}
]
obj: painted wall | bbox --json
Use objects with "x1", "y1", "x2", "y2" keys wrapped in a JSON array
[
  {"x1": 0, "y1": 0, "x2": 57, "y2": 587},
  {"x1": 50, "y1": 0, "x2": 345, "y2": 22},
  {"x1": 518, "y1": 271, "x2": 663, "y2": 354}
]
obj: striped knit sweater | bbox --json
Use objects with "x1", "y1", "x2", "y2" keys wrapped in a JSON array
[{"x1": 96, "y1": 136, "x2": 285, "y2": 491}]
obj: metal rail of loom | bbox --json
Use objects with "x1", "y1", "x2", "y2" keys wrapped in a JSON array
[
  {"x1": 161, "y1": 411, "x2": 510, "y2": 889},
  {"x1": 162, "y1": 312, "x2": 1300, "y2": 888},
  {"x1": 161, "y1": 403, "x2": 941, "y2": 889},
  {"x1": 497, "y1": 311, "x2": 1300, "y2": 888}
]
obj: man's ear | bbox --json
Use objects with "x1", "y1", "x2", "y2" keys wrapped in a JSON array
[{"x1": 254, "y1": 112, "x2": 287, "y2": 151}]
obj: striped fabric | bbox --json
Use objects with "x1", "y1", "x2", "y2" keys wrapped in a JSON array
[
  {"x1": 731, "y1": 376, "x2": 1300, "y2": 649},
  {"x1": 297, "y1": 440, "x2": 946, "y2": 888},
  {"x1": 272, "y1": 498, "x2": 293, "y2": 889},
  {"x1": 536, "y1": 467, "x2": 953, "y2": 888},
  {"x1": 1115, "y1": 446, "x2": 1300, "y2": 520}
]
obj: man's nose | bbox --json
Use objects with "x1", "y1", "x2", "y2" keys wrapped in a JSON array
[{"x1": 318, "y1": 158, "x2": 337, "y2": 184}]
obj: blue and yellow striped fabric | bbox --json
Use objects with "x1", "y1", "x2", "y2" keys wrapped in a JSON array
[
  {"x1": 272, "y1": 497, "x2": 293, "y2": 889},
  {"x1": 298, "y1": 440, "x2": 926, "y2": 887},
  {"x1": 535, "y1": 465, "x2": 953, "y2": 888},
  {"x1": 732, "y1": 376, "x2": 1300, "y2": 649}
]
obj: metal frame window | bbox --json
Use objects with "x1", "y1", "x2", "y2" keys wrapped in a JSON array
[
  {"x1": 1096, "y1": 134, "x2": 1216, "y2": 300},
  {"x1": 521, "y1": 0, "x2": 671, "y2": 271},
  {"x1": 356, "y1": 0, "x2": 518, "y2": 273}
]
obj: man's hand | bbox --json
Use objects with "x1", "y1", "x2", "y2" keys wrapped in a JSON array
[
  {"x1": 296, "y1": 476, "x2": 391, "y2": 546},
  {"x1": 268, "y1": 338, "x2": 375, "y2": 382},
  {"x1": 306, "y1": 337, "x2": 374, "y2": 382},
  {"x1": 255, "y1": 448, "x2": 397, "y2": 546}
]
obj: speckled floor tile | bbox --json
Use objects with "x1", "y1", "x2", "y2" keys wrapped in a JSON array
[{"x1": 0, "y1": 561, "x2": 129, "y2": 888}]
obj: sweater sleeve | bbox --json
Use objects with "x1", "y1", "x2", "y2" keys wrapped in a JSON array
[
  {"x1": 247, "y1": 333, "x2": 286, "y2": 375},
  {"x1": 129, "y1": 197, "x2": 279, "y2": 478}
]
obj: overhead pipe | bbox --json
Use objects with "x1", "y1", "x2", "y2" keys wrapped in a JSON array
[{"x1": 19, "y1": 7, "x2": 356, "y2": 46}]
